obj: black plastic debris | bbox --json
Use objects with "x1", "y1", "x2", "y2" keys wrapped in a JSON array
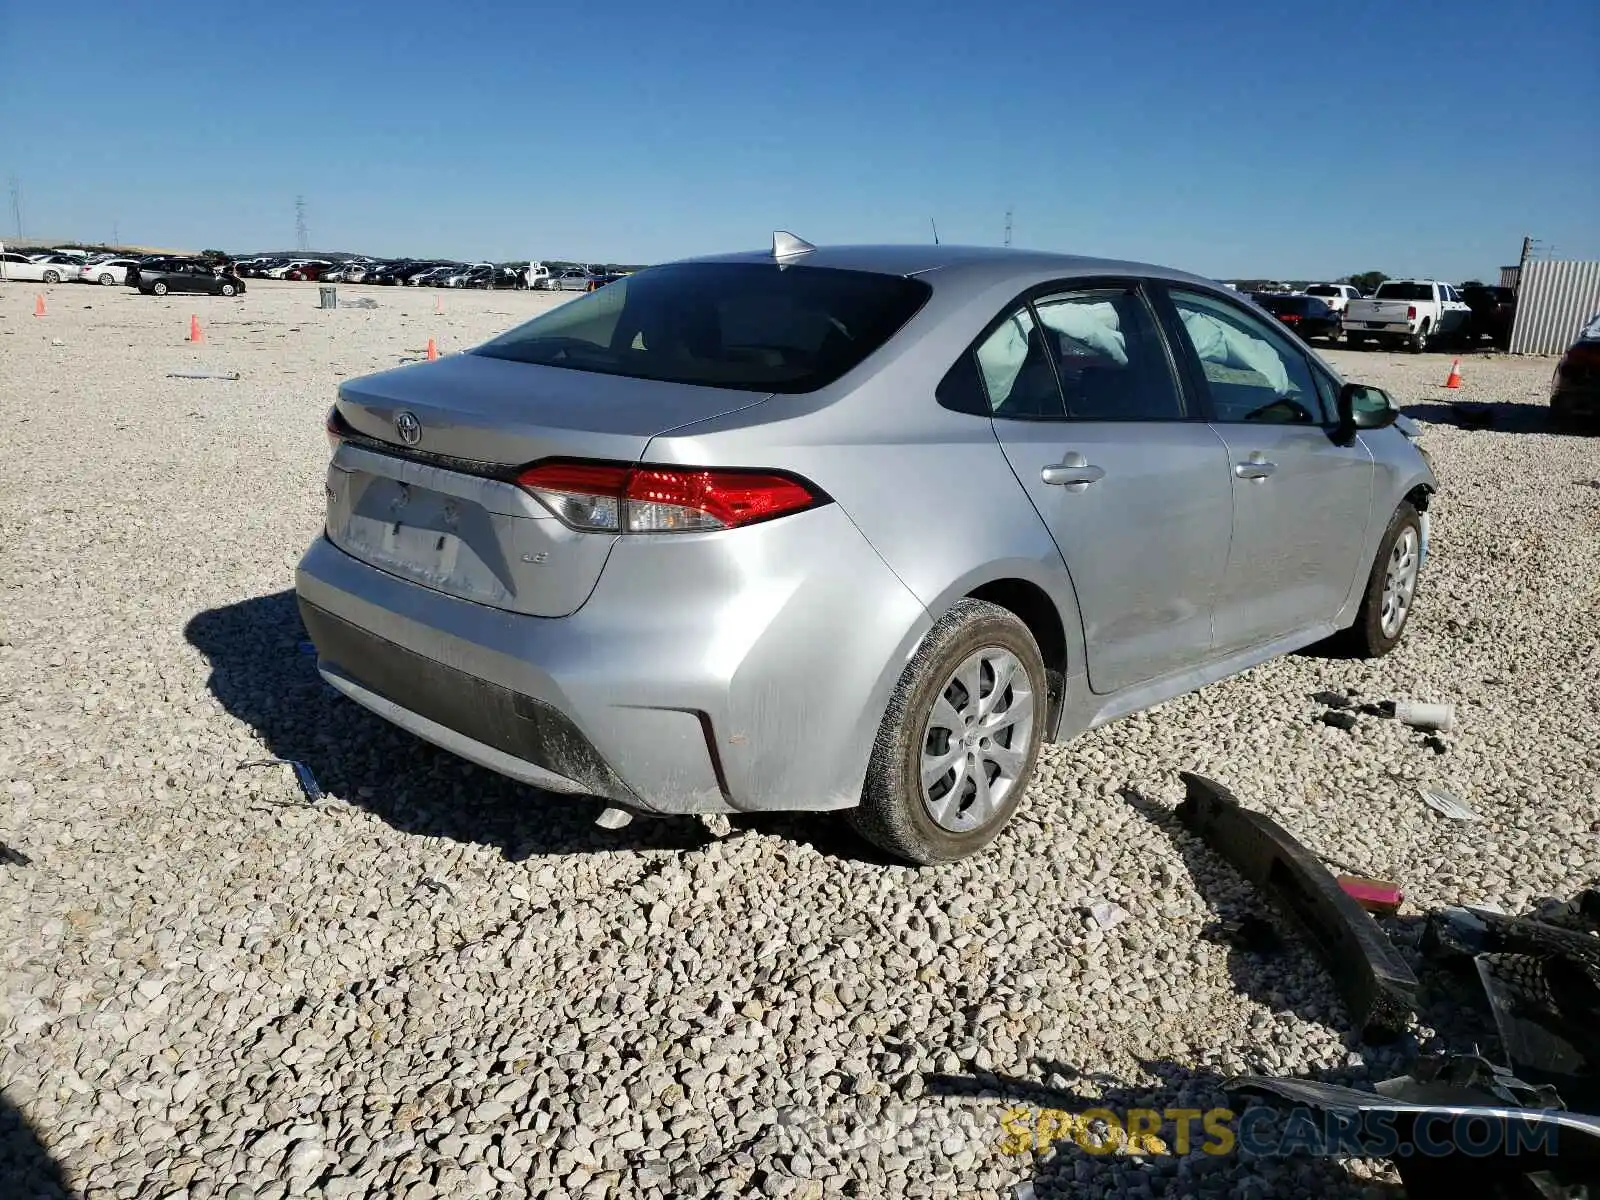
[
  {"x1": 1176, "y1": 771, "x2": 1418, "y2": 1041},
  {"x1": 1228, "y1": 1058, "x2": 1600, "y2": 1199},
  {"x1": 1320, "y1": 710, "x2": 1359, "y2": 731},
  {"x1": 1423, "y1": 898, "x2": 1600, "y2": 1113},
  {"x1": 1, "y1": 842, "x2": 32, "y2": 867},
  {"x1": 1311, "y1": 690, "x2": 1353, "y2": 709}
]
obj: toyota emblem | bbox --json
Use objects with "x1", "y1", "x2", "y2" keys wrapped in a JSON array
[{"x1": 394, "y1": 410, "x2": 422, "y2": 446}]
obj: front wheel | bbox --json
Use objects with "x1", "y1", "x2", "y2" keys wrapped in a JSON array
[
  {"x1": 851, "y1": 599, "x2": 1047, "y2": 864},
  {"x1": 151, "y1": 281, "x2": 168, "y2": 296},
  {"x1": 1341, "y1": 502, "x2": 1423, "y2": 658}
]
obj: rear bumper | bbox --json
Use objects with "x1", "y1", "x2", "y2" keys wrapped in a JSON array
[{"x1": 294, "y1": 504, "x2": 931, "y2": 816}]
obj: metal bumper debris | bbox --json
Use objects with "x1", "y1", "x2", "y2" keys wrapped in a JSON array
[
  {"x1": 236, "y1": 757, "x2": 324, "y2": 802},
  {"x1": 1227, "y1": 1060, "x2": 1600, "y2": 1199},
  {"x1": 1176, "y1": 771, "x2": 1418, "y2": 1041}
]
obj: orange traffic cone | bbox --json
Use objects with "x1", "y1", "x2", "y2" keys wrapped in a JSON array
[
  {"x1": 34, "y1": 294, "x2": 45, "y2": 317},
  {"x1": 426, "y1": 337, "x2": 438, "y2": 361},
  {"x1": 188, "y1": 315, "x2": 204, "y2": 344},
  {"x1": 1442, "y1": 358, "x2": 1462, "y2": 389}
]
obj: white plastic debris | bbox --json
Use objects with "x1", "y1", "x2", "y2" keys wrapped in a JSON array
[
  {"x1": 166, "y1": 370, "x2": 241, "y2": 381},
  {"x1": 1395, "y1": 700, "x2": 1457, "y2": 732},
  {"x1": 1420, "y1": 787, "x2": 1478, "y2": 821},
  {"x1": 1083, "y1": 898, "x2": 1131, "y2": 931}
]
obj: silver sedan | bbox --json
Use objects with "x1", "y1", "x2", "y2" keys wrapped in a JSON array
[{"x1": 296, "y1": 237, "x2": 1436, "y2": 863}]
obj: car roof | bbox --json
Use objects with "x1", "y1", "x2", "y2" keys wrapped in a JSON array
[{"x1": 671, "y1": 242, "x2": 1224, "y2": 291}]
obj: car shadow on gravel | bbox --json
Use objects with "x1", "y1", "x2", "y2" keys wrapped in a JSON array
[
  {"x1": 0, "y1": 1089, "x2": 72, "y2": 1200},
  {"x1": 184, "y1": 590, "x2": 718, "y2": 861},
  {"x1": 1402, "y1": 399, "x2": 1597, "y2": 435},
  {"x1": 924, "y1": 1058, "x2": 1394, "y2": 1196}
]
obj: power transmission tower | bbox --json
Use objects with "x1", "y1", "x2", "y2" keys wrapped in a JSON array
[
  {"x1": 295, "y1": 196, "x2": 310, "y2": 251},
  {"x1": 8, "y1": 178, "x2": 22, "y2": 239},
  {"x1": 1004, "y1": 207, "x2": 1013, "y2": 248}
]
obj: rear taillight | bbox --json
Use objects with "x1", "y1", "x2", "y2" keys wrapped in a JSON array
[
  {"x1": 1281, "y1": 314, "x2": 1301, "y2": 323},
  {"x1": 517, "y1": 462, "x2": 822, "y2": 533},
  {"x1": 325, "y1": 407, "x2": 345, "y2": 455},
  {"x1": 1407, "y1": 305, "x2": 1417, "y2": 320}
]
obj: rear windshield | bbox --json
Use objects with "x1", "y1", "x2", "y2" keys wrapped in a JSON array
[
  {"x1": 475, "y1": 262, "x2": 932, "y2": 393},
  {"x1": 1374, "y1": 282, "x2": 1435, "y2": 301},
  {"x1": 1256, "y1": 294, "x2": 1317, "y2": 315},
  {"x1": 1304, "y1": 285, "x2": 1339, "y2": 297}
]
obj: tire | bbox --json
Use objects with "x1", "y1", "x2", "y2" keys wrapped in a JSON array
[
  {"x1": 1325, "y1": 325, "x2": 1343, "y2": 345},
  {"x1": 42, "y1": 270, "x2": 60, "y2": 284},
  {"x1": 1409, "y1": 321, "x2": 1430, "y2": 354},
  {"x1": 1340, "y1": 502, "x2": 1423, "y2": 658},
  {"x1": 98, "y1": 273, "x2": 115, "y2": 286},
  {"x1": 851, "y1": 599, "x2": 1047, "y2": 865},
  {"x1": 220, "y1": 283, "x2": 236, "y2": 297},
  {"x1": 151, "y1": 281, "x2": 168, "y2": 296},
  {"x1": 1345, "y1": 334, "x2": 1366, "y2": 349}
]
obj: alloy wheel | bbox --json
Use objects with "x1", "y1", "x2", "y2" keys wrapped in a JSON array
[
  {"x1": 1380, "y1": 526, "x2": 1419, "y2": 637},
  {"x1": 920, "y1": 648, "x2": 1035, "y2": 833}
]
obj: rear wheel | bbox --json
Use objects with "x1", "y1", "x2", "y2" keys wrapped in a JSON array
[
  {"x1": 151, "y1": 281, "x2": 168, "y2": 296},
  {"x1": 1340, "y1": 502, "x2": 1423, "y2": 658},
  {"x1": 42, "y1": 270, "x2": 60, "y2": 284},
  {"x1": 220, "y1": 282, "x2": 236, "y2": 297},
  {"x1": 1409, "y1": 321, "x2": 1430, "y2": 353},
  {"x1": 852, "y1": 599, "x2": 1047, "y2": 865},
  {"x1": 98, "y1": 273, "x2": 115, "y2": 285}
]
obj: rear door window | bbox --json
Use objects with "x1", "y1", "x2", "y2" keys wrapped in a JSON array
[
  {"x1": 1033, "y1": 288, "x2": 1186, "y2": 420},
  {"x1": 477, "y1": 262, "x2": 931, "y2": 393}
]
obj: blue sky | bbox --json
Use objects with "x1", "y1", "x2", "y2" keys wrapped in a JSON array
[{"x1": 2, "y1": 0, "x2": 1595, "y2": 278}]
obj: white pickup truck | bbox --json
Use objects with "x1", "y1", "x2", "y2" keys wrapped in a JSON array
[{"x1": 1344, "y1": 280, "x2": 1471, "y2": 353}]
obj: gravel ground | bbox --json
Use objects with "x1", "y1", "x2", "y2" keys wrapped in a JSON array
[{"x1": 3, "y1": 278, "x2": 1598, "y2": 1199}]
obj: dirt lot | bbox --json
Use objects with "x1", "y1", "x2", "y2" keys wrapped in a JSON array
[{"x1": 3, "y1": 277, "x2": 1598, "y2": 1199}]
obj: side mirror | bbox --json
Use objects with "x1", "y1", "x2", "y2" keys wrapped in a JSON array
[{"x1": 1335, "y1": 383, "x2": 1398, "y2": 442}]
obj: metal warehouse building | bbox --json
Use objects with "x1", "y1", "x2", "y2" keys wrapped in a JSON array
[{"x1": 1510, "y1": 259, "x2": 1600, "y2": 355}]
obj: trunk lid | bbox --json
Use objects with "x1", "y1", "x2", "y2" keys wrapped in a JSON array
[{"x1": 325, "y1": 352, "x2": 772, "y2": 617}]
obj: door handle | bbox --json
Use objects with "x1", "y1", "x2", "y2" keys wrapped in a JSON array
[
  {"x1": 1041, "y1": 453, "x2": 1106, "y2": 491},
  {"x1": 1233, "y1": 456, "x2": 1277, "y2": 480}
]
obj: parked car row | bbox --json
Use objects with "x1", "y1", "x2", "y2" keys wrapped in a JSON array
[
  {"x1": 230, "y1": 256, "x2": 566, "y2": 290},
  {"x1": 1245, "y1": 279, "x2": 1516, "y2": 353}
]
